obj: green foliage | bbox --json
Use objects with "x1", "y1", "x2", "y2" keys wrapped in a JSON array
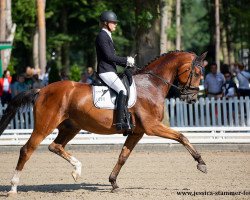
[
  {"x1": 11, "y1": 0, "x2": 250, "y2": 72},
  {"x1": 70, "y1": 64, "x2": 82, "y2": 82},
  {"x1": 48, "y1": 61, "x2": 61, "y2": 84},
  {"x1": 7, "y1": 64, "x2": 16, "y2": 75},
  {"x1": 137, "y1": 10, "x2": 154, "y2": 29},
  {"x1": 182, "y1": 0, "x2": 210, "y2": 54},
  {"x1": 167, "y1": 24, "x2": 176, "y2": 42},
  {"x1": 12, "y1": 0, "x2": 36, "y2": 48},
  {"x1": 11, "y1": 0, "x2": 36, "y2": 72}
]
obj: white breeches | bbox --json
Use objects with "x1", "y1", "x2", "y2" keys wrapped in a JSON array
[{"x1": 99, "y1": 72, "x2": 127, "y2": 95}]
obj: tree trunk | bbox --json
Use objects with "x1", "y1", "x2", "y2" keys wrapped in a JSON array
[
  {"x1": 135, "y1": 0, "x2": 160, "y2": 67},
  {"x1": 60, "y1": 5, "x2": 69, "y2": 71},
  {"x1": 221, "y1": 27, "x2": 229, "y2": 64},
  {"x1": 4, "y1": 0, "x2": 15, "y2": 71},
  {"x1": 37, "y1": 0, "x2": 46, "y2": 76},
  {"x1": 160, "y1": 0, "x2": 174, "y2": 53},
  {"x1": 5, "y1": 0, "x2": 12, "y2": 36},
  {"x1": 33, "y1": 27, "x2": 39, "y2": 69},
  {"x1": 175, "y1": 0, "x2": 181, "y2": 50},
  {"x1": 215, "y1": 0, "x2": 220, "y2": 71},
  {"x1": 0, "y1": 0, "x2": 6, "y2": 41},
  {"x1": 222, "y1": 0, "x2": 233, "y2": 66},
  {"x1": 167, "y1": 0, "x2": 174, "y2": 50},
  {"x1": 0, "y1": 0, "x2": 6, "y2": 72},
  {"x1": 160, "y1": 0, "x2": 168, "y2": 54}
]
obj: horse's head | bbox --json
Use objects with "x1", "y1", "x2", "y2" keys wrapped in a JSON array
[
  {"x1": 177, "y1": 52, "x2": 207, "y2": 103},
  {"x1": 137, "y1": 51, "x2": 207, "y2": 103}
]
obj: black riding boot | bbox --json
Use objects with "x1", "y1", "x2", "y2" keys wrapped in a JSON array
[{"x1": 116, "y1": 91, "x2": 129, "y2": 131}]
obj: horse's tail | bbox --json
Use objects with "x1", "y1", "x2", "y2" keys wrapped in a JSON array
[{"x1": 0, "y1": 89, "x2": 40, "y2": 136}]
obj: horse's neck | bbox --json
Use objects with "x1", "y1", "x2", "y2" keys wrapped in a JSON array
[
  {"x1": 141, "y1": 54, "x2": 179, "y2": 76},
  {"x1": 136, "y1": 56, "x2": 179, "y2": 97},
  {"x1": 134, "y1": 70, "x2": 175, "y2": 99}
]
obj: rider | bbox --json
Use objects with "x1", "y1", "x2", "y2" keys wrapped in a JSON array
[{"x1": 95, "y1": 11, "x2": 135, "y2": 131}]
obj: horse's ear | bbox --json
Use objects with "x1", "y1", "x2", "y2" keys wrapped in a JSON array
[{"x1": 198, "y1": 51, "x2": 208, "y2": 62}]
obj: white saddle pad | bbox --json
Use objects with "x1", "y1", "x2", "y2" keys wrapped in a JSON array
[{"x1": 93, "y1": 79, "x2": 137, "y2": 109}]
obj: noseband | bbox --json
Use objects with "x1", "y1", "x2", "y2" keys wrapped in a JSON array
[{"x1": 146, "y1": 56, "x2": 202, "y2": 96}]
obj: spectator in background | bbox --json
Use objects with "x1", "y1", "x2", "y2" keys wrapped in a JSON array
[
  {"x1": 42, "y1": 67, "x2": 50, "y2": 86},
  {"x1": 86, "y1": 67, "x2": 95, "y2": 84},
  {"x1": 10, "y1": 74, "x2": 18, "y2": 98},
  {"x1": 16, "y1": 74, "x2": 29, "y2": 95},
  {"x1": 79, "y1": 73, "x2": 87, "y2": 83},
  {"x1": 204, "y1": 63, "x2": 225, "y2": 99},
  {"x1": 222, "y1": 72, "x2": 237, "y2": 98},
  {"x1": 0, "y1": 70, "x2": 12, "y2": 106},
  {"x1": 235, "y1": 63, "x2": 250, "y2": 97},
  {"x1": 25, "y1": 75, "x2": 34, "y2": 90},
  {"x1": 60, "y1": 69, "x2": 70, "y2": 81},
  {"x1": 80, "y1": 67, "x2": 96, "y2": 84},
  {"x1": 32, "y1": 74, "x2": 44, "y2": 89}
]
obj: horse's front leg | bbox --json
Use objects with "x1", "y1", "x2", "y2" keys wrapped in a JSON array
[
  {"x1": 146, "y1": 123, "x2": 207, "y2": 173},
  {"x1": 109, "y1": 132, "x2": 143, "y2": 192}
]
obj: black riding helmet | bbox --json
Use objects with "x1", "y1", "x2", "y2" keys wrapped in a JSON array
[{"x1": 100, "y1": 11, "x2": 119, "y2": 22}]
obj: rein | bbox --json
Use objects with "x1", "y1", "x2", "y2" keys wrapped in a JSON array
[{"x1": 143, "y1": 56, "x2": 201, "y2": 96}]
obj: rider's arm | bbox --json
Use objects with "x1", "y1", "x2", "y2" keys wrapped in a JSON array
[{"x1": 96, "y1": 34, "x2": 127, "y2": 66}]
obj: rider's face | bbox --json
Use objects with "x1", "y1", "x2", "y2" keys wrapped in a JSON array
[{"x1": 108, "y1": 22, "x2": 117, "y2": 32}]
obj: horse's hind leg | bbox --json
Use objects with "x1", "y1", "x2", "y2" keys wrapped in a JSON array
[
  {"x1": 8, "y1": 111, "x2": 65, "y2": 195},
  {"x1": 148, "y1": 123, "x2": 207, "y2": 173},
  {"x1": 109, "y1": 132, "x2": 143, "y2": 192},
  {"x1": 48, "y1": 119, "x2": 81, "y2": 182},
  {"x1": 8, "y1": 129, "x2": 51, "y2": 195}
]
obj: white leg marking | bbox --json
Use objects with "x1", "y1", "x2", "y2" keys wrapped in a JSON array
[
  {"x1": 8, "y1": 170, "x2": 21, "y2": 195},
  {"x1": 69, "y1": 156, "x2": 82, "y2": 182}
]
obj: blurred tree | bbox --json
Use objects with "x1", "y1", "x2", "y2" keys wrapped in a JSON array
[
  {"x1": 182, "y1": 0, "x2": 210, "y2": 54},
  {"x1": 70, "y1": 64, "x2": 81, "y2": 82},
  {"x1": 215, "y1": 0, "x2": 220, "y2": 70},
  {"x1": 204, "y1": 0, "x2": 250, "y2": 67},
  {"x1": 0, "y1": 0, "x2": 6, "y2": 42},
  {"x1": 45, "y1": 0, "x2": 135, "y2": 70},
  {"x1": 12, "y1": 0, "x2": 36, "y2": 73},
  {"x1": 11, "y1": 0, "x2": 250, "y2": 74},
  {"x1": 135, "y1": 0, "x2": 160, "y2": 67},
  {"x1": 0, "y1": 0, "x2": 16, "y2": 72},
  {"x1": 37, "y1": 0, "x2": 47, "y2": 76},
  {"x1": 48, "y1": 60, "x2": 60, "y2": 83},
  {"x1": 175, "y1": 0, "x2": 181, "y2": 50},
  {"x1": 160, "y1": 0, "x2": 174, "y2": 53}
]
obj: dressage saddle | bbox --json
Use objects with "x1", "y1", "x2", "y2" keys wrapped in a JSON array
[{"x1": 91, "y1": 69, "x2": 134, "y2": 135}]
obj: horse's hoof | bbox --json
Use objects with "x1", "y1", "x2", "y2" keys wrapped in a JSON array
[
  {"x1": 7, "y1": 190, "x2": 17, "y2": 197},
  {"x1": 111, "y1": 187, "x2": 121, "y2": 193},
  {"x1": 71, "y1": 163, "x2": 82, "y2": 182},
  {"x1": 71, "y1": 171, "x2": 80, "y2": 182},
  {"x1": 197, "y1": 164, "x2": 207, "y2": 173}
]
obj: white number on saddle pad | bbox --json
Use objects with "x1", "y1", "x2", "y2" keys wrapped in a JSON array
[{"x1": 93, "y1": 79, "x2": 137, "y2": 109}]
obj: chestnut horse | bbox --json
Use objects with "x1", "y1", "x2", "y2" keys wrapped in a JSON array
[{"x1": 0, "y1": 51, "x2": 207, "y2": 195}]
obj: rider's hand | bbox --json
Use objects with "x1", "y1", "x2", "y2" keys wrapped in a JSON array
[{"x1": 127, "y1": 56, "x2": 135, "y2": 67}]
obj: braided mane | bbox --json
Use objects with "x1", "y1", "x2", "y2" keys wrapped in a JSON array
[{"x1": 135, "y1": 50, "x2": 195, "y2": 72}]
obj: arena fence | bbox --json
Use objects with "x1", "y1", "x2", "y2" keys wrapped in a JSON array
[
  {"x1": 1, "y1": 97, "x2": 250, "y2": 129},
  {"x1": 1, "y1": 127, "x2": 250, "y2": 145},
  {"x1": 166, "y1": 96, "x2": 250, "y2": 127},
  {"x1": 0, "y1": 97, "x2": 250, "y2": 145}
]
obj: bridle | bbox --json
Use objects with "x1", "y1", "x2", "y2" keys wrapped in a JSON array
[{"x1": 145, "y1": 56, "x2": 202, "y2": 96}]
